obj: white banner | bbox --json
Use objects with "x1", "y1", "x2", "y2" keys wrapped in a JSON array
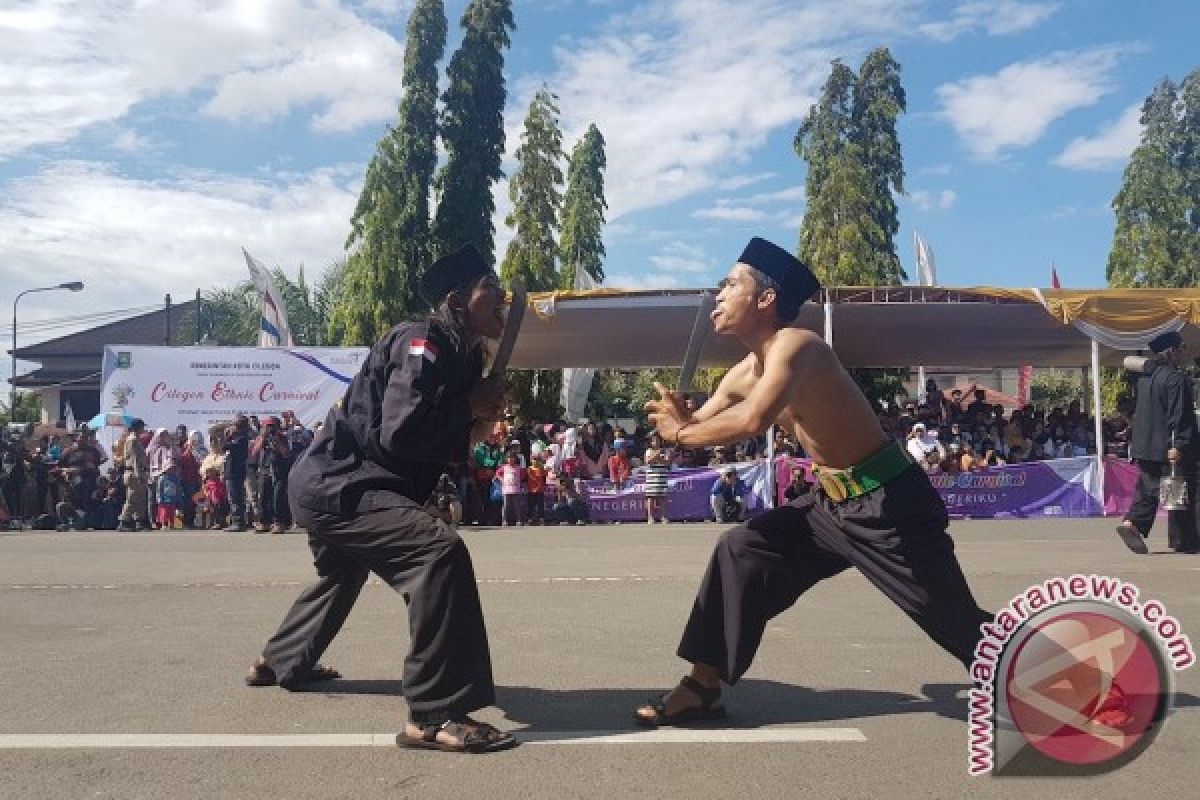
[{"x1": 100, "y1": 346, "x2": 369, "y2": 431}]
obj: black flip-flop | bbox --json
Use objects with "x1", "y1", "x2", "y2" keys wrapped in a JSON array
[
  {"x1": 244, "y1": 660, "x2": 340, "y2": 687},
  {"x1": 635, "y1": 675, "x2": 727, "y2": 728},
  {"x1": 397, "y1": 719, "x2": 518, "y2": 754},
  {"x1": 1115, "y1": 522, "x2": 1148, "y2": 555}
]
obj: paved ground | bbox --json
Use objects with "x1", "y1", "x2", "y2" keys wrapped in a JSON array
[{"x1": 1, "y1": 518, "x2": 1198, "y2": 799}]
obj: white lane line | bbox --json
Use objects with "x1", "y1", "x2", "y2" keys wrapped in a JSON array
[
  {"x1": 2, "y1": 576, "x2": 693, "y2": 591},
  {"x1": 0, "y1": 729, "x2": 866, "y2": 749}
]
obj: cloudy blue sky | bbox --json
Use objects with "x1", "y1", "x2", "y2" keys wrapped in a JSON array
[{"x1": 2, "y1": 0, "x2": 1197, "y2": 357}]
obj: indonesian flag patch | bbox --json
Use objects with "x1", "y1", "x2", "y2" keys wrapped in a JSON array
[{"x1": 408, "y1": 338, "x2": 438, "y2": 363}]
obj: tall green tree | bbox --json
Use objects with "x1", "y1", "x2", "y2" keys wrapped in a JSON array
[
  {"x1": 1107, "y1": 79, "x2": 1192, "y2": 287},
  {"x1": 330, "y1": 0, "x2": 446, "y2": 345},
  {"x1": 501, "y1": 86, "x2": 565, "y2": 291},
  {"x1": 432, "y1": 0, "x2": 515, "y2": 262},
  {"x1": 558, "y1": 124, "x2": 608, "y2": 288},
  {"x1": 1179, "y1": 67, "x2": 1200, "y2": 277},
  {"x1": 794, "y1": 50, "x2": 908, "y2": 286},
  {"x1": 852, "y1": 47, "x2": 907, "y2": 284}
]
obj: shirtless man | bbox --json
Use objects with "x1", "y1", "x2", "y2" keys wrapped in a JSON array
[{"x1": 635, "y1": 237, "x2": 993, "y2": 726}]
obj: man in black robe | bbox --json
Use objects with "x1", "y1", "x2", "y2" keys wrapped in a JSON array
[
  {"x1": 1116, "y1": 331, "x2": 1200, "y2": 554},
  {"x1": 244, "y1": 245, "x2": 516, "y2": 753}
]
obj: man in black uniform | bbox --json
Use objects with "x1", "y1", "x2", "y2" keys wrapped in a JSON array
[
  {"x1": 245, "y1": 245, "x2": 515, "y2": 754},
  {"x1": 1116, "y1": 330, "x2": 1200, "y2": 554}
]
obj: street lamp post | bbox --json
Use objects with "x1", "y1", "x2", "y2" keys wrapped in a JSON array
[{"x1": 10, "y1": 282, "x2": 85, "y2": 426}]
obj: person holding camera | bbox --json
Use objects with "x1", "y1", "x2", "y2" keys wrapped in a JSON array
[
  {"x1": 251, "y1": 417, "x2": 293, "y2": 534},
  {"x1": 1116, "y1": 331, "x2": 1200, "y2": 554}
]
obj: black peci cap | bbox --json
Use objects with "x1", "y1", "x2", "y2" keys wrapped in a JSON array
[
  {"x1": 418, "y1": 245, "x2": 495, "y2": 307},
  {"x1": 737, "y1": 237, "x2": 821, "y2": 321}
]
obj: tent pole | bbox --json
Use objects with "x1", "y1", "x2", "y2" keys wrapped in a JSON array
[
  {"x1": 765, "y1": 425, "x2": 776, "y2": 508},
  {"x1": 823, "y1": 292, "x2": 833, "y2": 347},
  {"x1": 1090, "y1": 338, "x2": 1106, "y2": 507}
]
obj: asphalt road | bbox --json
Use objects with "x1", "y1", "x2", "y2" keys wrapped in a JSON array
[{"x1": 1, "y1": 518, "x2": 1198, "y2": 799}]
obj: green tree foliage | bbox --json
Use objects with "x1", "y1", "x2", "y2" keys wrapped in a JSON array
[
  {"x1": 183, "y1": 263, "x2": 345, "y2": 347},
  {"x1": 852, "y1": 48, "x2": 907, "y2": 284},
  {"x1": 331, "y1": 0, "x2": 447, "y2": 345},
  {"x1": 0, "y1": 392, "x2": 42, "y2": 426},
  {"x1": 500, "y1": 87, "x2": 566, "y2": 420},
  {"x1": 1107, "y1": 77, "x2": 1199, "y2": 288},
  {"x1": 1178, "y1": 67, "x2": 1200, "y2": 278},
  {"x1": 501, "y1": 86, "x2": 565, "y2": 291},
  {"x1": 559, "y1": 124, "x2": 608, "y2": 288},
  {"x1": 795, "y1": 49, "x2": 907, "y2": 286},
  {"x1": 1030, "y1": 370, "x2": 1085, "y2": 411},
  {"x1": 432, "y1": 0, "x2": 515, "y2": 262}
]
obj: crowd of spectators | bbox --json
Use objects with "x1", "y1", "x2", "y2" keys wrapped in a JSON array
[
  {"x1": 1, "y1": 382, "x2": 1130, "y2": 531},
  {"x1": 874, "y1": 383, "x2": 1129, "y2": 477},
  {"x1": 0, "y1": 412, "x2": 313, "y2": 533}
]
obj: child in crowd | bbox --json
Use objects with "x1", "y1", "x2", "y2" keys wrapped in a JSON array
[
  {"x1": 607, "y1": 439, "x2": 631, "y2": 492},
  {"x1": 525, "y1": 453, "x2": 547, "y2": 525},
  {"x1": 194, "y1": 488, "x2": 213, "y2": 529},
  {"x1": 496, "y1": 452, "x2": 527, "y2": 526},
  {"x1": 642, "y1": 434, "x2": 671, "y2": 524},
  {"x1": 202, "y1": 466, "x2": 228, "y2": 530},
  {"x1": 430, "y1": 472, "x2": 463, "y2": 525},
  {"x1": 552, "y1": 476, "x2": 590, "y2": 526},
  {"x1": 156, "y1": 464, "x2": 183, "y2": 530}
]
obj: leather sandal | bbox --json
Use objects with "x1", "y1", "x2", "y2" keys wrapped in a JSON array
[{"x1": 635, "y1": 675, "x2": 727, "y2": 728}]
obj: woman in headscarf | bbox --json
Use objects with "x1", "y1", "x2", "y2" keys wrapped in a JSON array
[
  {"x1": 905, "y1": 422, "x2": 946, "y2": 465},
  {"x1": 147, "y1": 429, "x2": 178, "y2": 529}
]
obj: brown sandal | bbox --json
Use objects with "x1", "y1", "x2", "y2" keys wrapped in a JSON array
[
  {"x1": 244, "y1": 658, "x2": 341, "y2": 687},
  {"x1": 397, "y1": 718, "x2": 517, "y2": 754}
]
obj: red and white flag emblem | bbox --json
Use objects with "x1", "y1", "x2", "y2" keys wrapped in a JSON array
[{"x1": 408, "y1": 338, "x2": 438, "y2": 363}]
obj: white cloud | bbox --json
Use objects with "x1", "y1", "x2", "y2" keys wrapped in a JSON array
[
  {"x1": 716, "y1": 173, "x2": 778, "y2": 191},
  {"x1": 111, "y1": 129, "x2": 155, "y2": 153},
  {"x1": 936, "y1": 45, "x2": 1127, "y2": 158},
  {"x1": 919, "y1": 0, "x2": 1059, "y2": 41},
  {"x1": 604, "y1": 271, "x2": 684, "y2": 289},
  {"x1": 649, "y1": 241, "x2": 715, "y2": 273},
  {"x1": 745, "y1": 186, "x2": 807, "y2": 205},
  {"x1": 1053, "y1": 103, "x2": 1143, "y2": 171},
  {"x1": 693, "y1": 205, "x2": 768, "y2": 222},
  {"x1": 0, "y1": 0, "x2": 406, "y2": 159},
  {"x1": 514, "y1": 0, "x2": 923, "y2": 221},
  {"x1": 0, "y1": 161, "x2": 359, "y2": 321},
  {"x1": 909, "y1": 188, "x2": 957, "y2": 211}
]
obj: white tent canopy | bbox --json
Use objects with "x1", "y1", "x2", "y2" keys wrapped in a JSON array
[{"x1": 507, "y1": 287, "x2": 1200, "y2": 370}]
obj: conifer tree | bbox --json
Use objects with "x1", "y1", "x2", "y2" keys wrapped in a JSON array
[{"x1": 330, "y1": 0, "x2": 446, "y2": 344}]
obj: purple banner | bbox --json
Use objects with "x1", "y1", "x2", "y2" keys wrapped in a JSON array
[
  {"x1": 577, "y1": 462, "x2": 770, "y2": 522},
  {"x1": 565, "y1": 455, "x2": 1104, "y2": 523},
  {"x1": 776, "y1": 455, "x2": 1103, "y2": 520}
]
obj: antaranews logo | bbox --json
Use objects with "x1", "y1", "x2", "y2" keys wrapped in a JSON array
[{"x1": 967, "y1": 574, "x2": 1194, "y2": 777}]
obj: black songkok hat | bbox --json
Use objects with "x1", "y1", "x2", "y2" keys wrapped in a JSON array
[
  {"x1": 1148, "y1": 330, "x2": 1183, "y2": 354},
  {"x1": 737, "y1": 237, "x2": 822, "y2": 319},
  {"x1": 418, "y1": 245, "x2": 494, "y2": 307}
]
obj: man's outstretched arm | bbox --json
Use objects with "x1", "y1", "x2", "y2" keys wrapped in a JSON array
[{"x1": 648, "y1": 333, "x2": 808, "y2": 448}]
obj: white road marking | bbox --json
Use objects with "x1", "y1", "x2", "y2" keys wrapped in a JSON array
[
  {"x1": 0, "y1": 729, "x2": 866, "y2": 749},
  {"x1": 1, "y1": 576, "x2": 692, "y2": 591}
]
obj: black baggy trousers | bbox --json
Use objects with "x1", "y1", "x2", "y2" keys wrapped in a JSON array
[
  {"x1": 678, "y1": 465, "x2": 993, "y2": 683},
  {"x1": 1126, "y1": 459, "x2": 1200, "y2": 551},
  {"x1": 260, "y1": 504, "x2": 495, "y2": 722}
]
